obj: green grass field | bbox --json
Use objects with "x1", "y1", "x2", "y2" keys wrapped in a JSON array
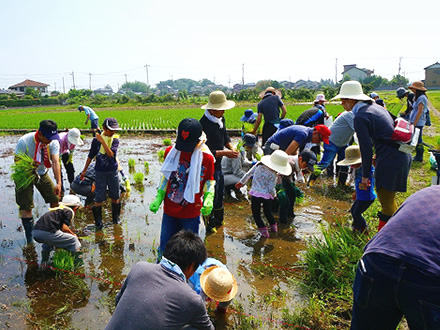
[{"x1": 1, "y1": 90, "x2": 439, "y2": 130}]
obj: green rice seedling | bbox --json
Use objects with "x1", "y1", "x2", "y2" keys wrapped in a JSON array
[
  {"x1": 52, "y1": 250, "x2": 75, "y2": 272},
  {"x1": 144, "y1": 161, "x2": 149, "y2": 174},
  {"x1": 163, "y1": 138, "x2": 172, "y2": 146},
  {"x1": 133, "y1": 172, "x2": 144, "y2": 185},
  {"x1": 128, "y1": 158, "x2": 136, "y2": 168},
  {"x1": 11, "y1": 153, "x2": 38, "y2": 189},
  {"x1": 157, "y1": 150, "x2": 165, "y2": 163}
]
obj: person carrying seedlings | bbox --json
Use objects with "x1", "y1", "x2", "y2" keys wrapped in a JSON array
[
  {"x1": 408, "y1": 81, "x2": 430, "y2": 162},
  {"x1": 332, "y1": 81, "x2": 411, "y2": 231},
  {"x1": 32, "y1": 194, "x2": 83, "y2": 266},
  {"x1": 149, "y1": 118, "x2": 215, "y2": 258},
  {"x1": 337, "y1": 145, "x2": 376, "y2": 233},
  {"x1": 80, "y1": 118, "x2": 122, "y2": 228},
  {"x1": 13, "y1": 119, "x2": 62, "y2": 244},
  {"x1": 78, "y1": 105, "x2": 99, "y2": 137},
  {"x1": 105, "y1": 230, "x2": 214, "y2": 330},
  {"x1": 200, "y1": 91, "x2": 238, "y2": 233},
  {"x1": 188, "y1": 257, "x2": 238, "y2": 314},
  {"x1": 58, "y1": 128, "x2": 84, "y2": 193},
  {"x1": 251, "y1": 87, "x2": 287, "y2": 145},
  {"x1": 235, "y1": 150, "x2": 292, "y2": 238}
]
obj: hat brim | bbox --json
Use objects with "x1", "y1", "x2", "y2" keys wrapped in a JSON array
[
  {"x1": 337, "y1": 156, "x2": 362, "y2": 166},
  {"x1": 201, "y1": 100, "x2": 235, "y2": 110},
  {"x1": 259, "y1": 90, "x2": 282, "y2": 99},
  {"x1": 261, "y1": 155, "x2": 292, "y2": 176},
  {"x1": 408, "y1": 86, "x2": 427, "y2": 92},
  {"x1": 200, "y1": 266, "x2": 238, "y2": 302},
  {"x1": 42, "y1": 131, "x2": 60, "y2": 141},
  {"x1": 68, "y1": 135, "x2": 84, "y2": 146},
  {"x1": 175, "y1": 138, "x2": 199, "y2": 153},
  {"x1": 331, "y1": 93, "x2": 372, "y2": 101}
]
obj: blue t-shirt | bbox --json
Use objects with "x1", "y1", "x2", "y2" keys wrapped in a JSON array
[
  {"x1": 353, "y1": 166, "x2": 377, "y2": 201},
  {"x1": 266, "y1": 125, "x2": 313, "y2": 151},
  {"x1": 83, "y1": 106, "x2": 99, "y2": 121},
  {"x1": 188, "y1": 258, "x2": 227, "y2": 296},
  {"x1": 409, "y1": 94, "x2": 428, "y2": 127}
]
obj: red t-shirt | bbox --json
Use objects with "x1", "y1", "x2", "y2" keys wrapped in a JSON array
[{"x1": 163, "y1": 146, "x2": 215, "y2": 219}]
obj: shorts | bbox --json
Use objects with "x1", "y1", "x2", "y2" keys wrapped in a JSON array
[
  {"x1": 91, "y1": 119, "x2": 99, "y2": 129},
  {"x1": 95, "y1": 170, "x2": 120, "y2": 202},
  {"x1": 15, "y1": 172, "x2": 59, "y2": 211}
]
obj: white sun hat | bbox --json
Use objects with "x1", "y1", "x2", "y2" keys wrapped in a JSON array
[
  {"x1": 261, "y1": 150, "x2": 293, "y2": 176},
  {"x1": 314, "y1": 94, "x2": 327, "y2": 102},
  {"x1": 331, "y1": 81, "x2": 372, "y2": 101},
  {"x1": 201, "y1": 91, "x2": 235, "y2": 110},
  {"x1": 61, "y1": 194, "x2": 83, "y2": 208},
  {"x1": 67, "y1": 128, "x2": 84, "y2": 146},
  {"x1": 200, "y1": 266, "x2": 238, "y2": 302}
]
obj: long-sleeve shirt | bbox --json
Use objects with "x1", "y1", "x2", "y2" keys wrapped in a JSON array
[
  {"x1": 328, "y1": 111, "x2": 355, "y2": 147},
  {"x1": 239, "y1": 163, "x2": 277, "y2": 199},
  {"x1": 200, "y1": 115, "x2": 231, "y2": 170}
]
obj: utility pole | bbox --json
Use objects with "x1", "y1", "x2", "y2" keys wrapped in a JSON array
[
  {"x1": 71, "y1": 71, "x2": 75, "y2": 89},
  {"x1": 89, "y1": 73, "x2": 92, "y2": 90},
  {"x1": 213, "y1": 77, "x2": 215, "y2": 84},
  {"x1": 335, "y1": 58, "x2": 338, "y2": 84},
  {"x1": 124, "y1": 74, "x2": 128, "y2": 84},
  {"x1": 228, "y1": 75, "x2": 231, "y2": 88},
  {"x1": 62, "y1": 77, "x2": 65, "y2": 94},
  {"x1": 398, "y1": 56, "x2": 402, "y2": 76},
  {"x1": 54, "y1": 82, "x2": 56, "y2": 92},
  {"x1": 144, "y1": 64, "x2": 150, "y2": 86},
  {"x1": 242, "y1": 63, "x2": 244, "y2": 86}
]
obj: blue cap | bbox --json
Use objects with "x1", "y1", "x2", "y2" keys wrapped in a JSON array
[
  {"x1": 277, "y1": 118, "x2": 294, "y2": 130},
  {"x1": 241, "y1": 109, "x2": 257, "y2": 122},
  {"x1": 370, "y1": 92, "x2": 379, "y2": 98}
]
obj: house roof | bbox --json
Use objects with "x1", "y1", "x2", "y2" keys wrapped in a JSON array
[
  {"x1": 424, "y1": 62, "x2": 440, "y2": 70},
  {"x1": 9, "y1": 79, "x2": 49, "y2": 88},
  {"x1": 342, "y1": 64, "x2": 373, "y2": 75}
]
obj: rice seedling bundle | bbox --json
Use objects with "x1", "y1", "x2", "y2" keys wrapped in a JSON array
[
  {"x1": 11, "y1": 153, "x2": 38, "y2": 189},
  {"x1": 133, "y1": 172, "x2": 144, "y2": 185},
  {"x1": 128, "y1": 158, "x2": 136, "y2": 168}
]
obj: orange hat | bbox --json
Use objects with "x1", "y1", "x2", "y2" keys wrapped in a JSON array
[{"x1": 314, "y1": 125, "x2": 331, "y2": 144}]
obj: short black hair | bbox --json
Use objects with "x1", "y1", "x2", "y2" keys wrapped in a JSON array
[{"x1": 163, "y1": 230, "x2": 207, "y2": 271}]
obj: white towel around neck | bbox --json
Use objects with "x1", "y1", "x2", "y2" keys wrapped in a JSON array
[{"x1": 204, "y1": 109, "x2": 223, "y2": 129}]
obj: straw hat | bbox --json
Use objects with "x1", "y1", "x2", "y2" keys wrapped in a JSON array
[
  {"x1": 67, "y1": 128, "x2": 84, "y2": 146},
  {"x1": 200, "y1": 266, "x2": 238, "y2": 302},
  {"x1": 259, "y1": 87, "x2": 282, "y2": 99},
  {"x1": 201, "y1": 91, "x2": 235, "y2": 110},
  {"x1": 337, "y1": 145, "x2": 362, "y2": 166},
  {"x1": 331, "y1": 81, "x2": 372, "y2": 101},
  {"x1": 261, "y1": 150, "x2": 292, "y2": 176},
  {"x1": 408, "y1": 81, "x2": 427, "y2": 92}
]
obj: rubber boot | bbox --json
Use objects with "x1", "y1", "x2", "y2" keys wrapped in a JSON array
[
  {"x1": 40, "y1": 250, "x2": 51, "y2": 269},
  {"x1": 337, "y1": 171, "x2": 349, "y2": 186},
  {"x1": 92, "y1": 206, "x2": 103, "y2": 230},
  {"x1": 21, "y1": 217, "x2": 34, "y2": 244},
  {"x1": 413, "y1": 144, "x2": 424, "y2": 162},
  {"x1": 213, "y1": 208, "x2": 224, "y2": 227},
  {"x1": 377, "y1": 212, "x2": 392, "y2": 231},
  {"x1": 111, "y1": 203, "x2": 121, "y2": 224}
]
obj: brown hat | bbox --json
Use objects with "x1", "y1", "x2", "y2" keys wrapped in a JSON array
[
  {"x1": 200, "y1": 266, "x2": 238, "y2": 302},
  {"x1": 408, "y1": 81, "x2": 427, "y2": 92}
]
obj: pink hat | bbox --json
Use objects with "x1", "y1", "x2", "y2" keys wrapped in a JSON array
[{"x1": 314, "y1": 94, "x2": 326, "y2": 103}]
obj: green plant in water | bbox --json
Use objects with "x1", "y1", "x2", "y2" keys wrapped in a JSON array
[
  {"x1": 52, "y1": 250, "x2": 75, "y2": 272},
  {"x1": 157, "y1": 150, "x2": 165, "y2": 163},
  {"x1": 11, "y1": 153, "x2": 38, "y2": 189},
  {"x1": 133, "y1": 172, "x2": 144, "y2": 185},
  {"x1": 163, "y1": 138, "x2": 172, "y2": 146},
  {"x1": 144, "y1": 161, "x2": 149, "y2": 174},
  {"x1": 128, "y1": 158, "x2": 136, "y2": 168}
]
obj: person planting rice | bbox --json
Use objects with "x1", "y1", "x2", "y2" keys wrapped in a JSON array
[
  {"x1": 58, "y1": 128, "x2": 84, "y2": 193},
  {"x1": 149, "y1": 118, "x2": 215, "y2": 259},
  {"x1": 80, "y1": 118, "x2": 122, "y2": 228},
  {"x1": 189, "y1": 257, "x2": 238, "y2": 313},
  {"x1": 337, "y1": 145, "x2": 376, "y2": 233},
  {"x1": 78, "y1": 105, "x2": 99, "y2": 137},
  {"x1": 32, "y1": 195, "x2": 83, "y2": 266},
  {"x1": 200, "y1": 91, "x2": 238, "y2": 233},
  {"x1": 13, "y1": 120, "x2": 62, "y2": 244},
  {"x1": 235, "y1": 150, "x2": 292, "y2": 238}
]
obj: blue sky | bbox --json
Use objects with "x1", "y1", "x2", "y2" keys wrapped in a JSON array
[{"x1": 1, "y1": 0, "x2": 439, "y2": 91}]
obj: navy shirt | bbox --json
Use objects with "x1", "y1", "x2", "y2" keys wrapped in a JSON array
[
  {"x1": 258, "y1": 94, "x2": 284, "y2": 124},
  {"x1": 200, "y1": 115, "x2": 231, "y2": 170},
  {"x1": 34, "y1": 208, "x2": 73, "y2": 233},
  {"x1": 87, "y1": 137, "x2": 119, "y2": 172},
  {"x1": 266, "y1": 125, "x2": 314, "y2": 151}
]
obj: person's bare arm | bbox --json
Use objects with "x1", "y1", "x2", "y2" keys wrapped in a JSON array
[
  {"x1": 280, "y1": 105, "x2": 287, "y2": 119},
  {"x1": 251, "y1": 113, "x2": 263, "y2": 135},
  {"x1": 285, "y1": 140, "x2": 300, "y2": 155},
  {"x1": 61, "y1": 223, "x2": 76, "y2": 236}
]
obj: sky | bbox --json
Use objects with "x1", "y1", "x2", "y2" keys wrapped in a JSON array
[{"x1": 1, "y1": 0, "x2": 439, "y2": 92}]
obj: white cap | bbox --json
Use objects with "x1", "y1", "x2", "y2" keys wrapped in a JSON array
[
  {"x1": 67, "y1": 128, "x2": 84, "y2": 146},
  {"x1": 61, "y1": 195, "x2": 83, "y2": 207}
]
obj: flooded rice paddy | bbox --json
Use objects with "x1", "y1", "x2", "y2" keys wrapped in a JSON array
[{"x1": 0, "y1": 134, "x2": 352, "y2": 329}]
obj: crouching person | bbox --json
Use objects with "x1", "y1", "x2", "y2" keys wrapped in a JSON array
[
  {"x1": 189, "y1": 257, "x2": 238, "y2": 313},
  {"x1": 32, "y1": 195, "x2": 82, "y2": 266},
  {"x1": 105, "y1": 230, "x2": 214, "y2": 330}
]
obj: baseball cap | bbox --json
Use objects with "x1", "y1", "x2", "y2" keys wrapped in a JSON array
[
  {"x1": 300, "y1": 149, "x2": 317, "y2": 172},
  {"x1": 39, "y1": 120, "x2": 59, "y2": 140},
  {"x1": 314, "y1": 124, "x2": 331, "y2": 144},
  {"x1": 175, "y1": 118, "x2": 203, "y2": 152},
  {"x1": 103, "y1": 118, "x2": 121, "y2": 131},
  {"x1": 78, "y1": 105, "x2": 83, "y2": 112},
  {"x1": 242, "y1": 133, "x2": 256, "y2": 148}
]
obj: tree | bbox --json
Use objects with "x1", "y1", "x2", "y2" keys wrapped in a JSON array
[
  {"x1": 390, "y1": 75, "x2": 409, "y2": 87},
  {"x1": 25, "y1": 87, "x2": 41, "y2": 99},
  {"x1": 321, "y1": 85, "x2": 338, "y2": 100},
  {"x1": 121, "y1": 81, "x2": 149, "y2": 93}
]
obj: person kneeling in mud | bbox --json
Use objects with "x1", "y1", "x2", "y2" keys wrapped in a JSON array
[{"x1": 32, "y1": 195, "x2": 82, "y2": 266}]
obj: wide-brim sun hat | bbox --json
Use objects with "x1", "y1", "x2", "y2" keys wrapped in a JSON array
[
  {"x1": 331, "y1": 81, "x2": 372, "y2": 101},
  {"x1": 200, "y1": 266, "x2": 238, "y2": 302},
  {"x1": 201, "y1": 91, "x2": 235, "y2": 110},
  {"x1": 241, "y1": 109, "x2": 257, "y2": 122},
  {"x1": 67, "y1": 128, "x2": 84, "y2": 146},
  {"x1": 261, "y1": 150, "x2": 292, "y2": 176},
  {"x1": 408, "y1": 81, "x2": 427, "y2": 92},
  {"x1": 61, "y1": 194, "x2": 83, "y2": 208},
  {"x1": 258, "y1": 87, "x2": 282, "y2": 99},
  {"x1": 337, "y1": 145, "x2": 362, "y2": 166},
  {"x1": 314, "y1": 94, "x2": 326, "y2": 103}
]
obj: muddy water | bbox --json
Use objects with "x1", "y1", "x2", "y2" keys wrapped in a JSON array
[{"x1": 0, "y1": 135, "x2": 352, "y2": 329}]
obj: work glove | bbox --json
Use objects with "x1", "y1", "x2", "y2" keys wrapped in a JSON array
[
  {"x1": 276, "y1": 184, "x2": 287, "y2": 207},
  {"x1": 201, "y1": 191, "x2": 214, "y2": 216},
  {"x1": 123, "y1": 177, "x2": 131, "y2": 192},
  {"x1": 149, "y1": 189, "x2": 166, "y2": 213},
  {"x1": 66, "y1": 152, "x2": 74, "y2": 164}
]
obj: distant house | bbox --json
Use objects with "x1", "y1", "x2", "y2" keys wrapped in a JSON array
[
  {"x1": 424, "y1": 62, "x2": 440, "y2": 89},
  {"x1": 341, "y1": 64, "x2": 374, "y2": 81},
  {"x1": 94, "y1": 86, "x2": 114, "y2": 95},
  {"x1": 280, "y1": 81, "x2": 295, "y2": 89},
  {"x1": 9, "y1": 79, "x2": 50, "y2": 95},
  {"x1": 0, "y1": 89, "x2": 25, "y2": 98}
]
